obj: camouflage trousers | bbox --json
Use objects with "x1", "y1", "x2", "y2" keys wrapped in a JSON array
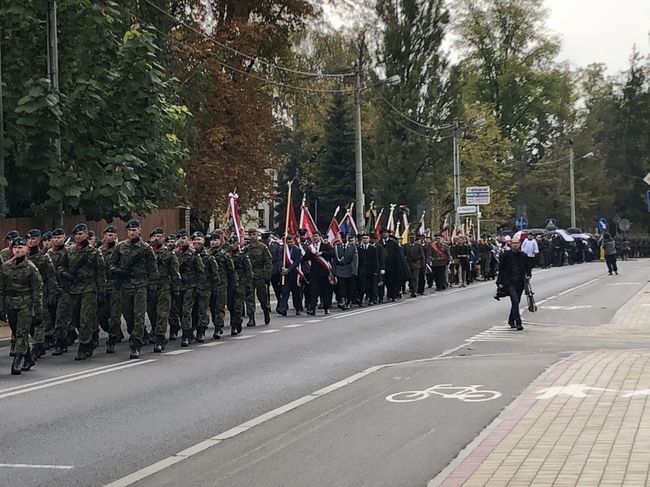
[
  {"x1": 121, "y1": 287, "x2": 146, "y2": 347},
  {"x1": 147, "y1": 285, "x2": 172, "y2": 337},
  {"x1": 178, "y1": 288, "x2": 195, "y2": 332},
  {"x1": 227, "y1": 284, "x2": 245, "y2": 328},
  {"x1": 53, "y1": 292, "x2": 71, "y2": 343},
  {"x1": 98, "y1": 288, "x2": 122, "y2": 343},
  {"x1": 31, "y1": 300, "x2": 48, "y2": 345},
  {"x1": 6, "y1": 298, "x2": 34, "y2": 355},
  {"x1": 246, "y1": 278, "x2": 270, "y2": 319},
  {"x1": 209, "y1": 282, "x2": 227, "y2": 331},
  {"x1": 192, "y1": 288, "x2": 210, "y2": 331},
  {"x1": 70, "y1": 292, "x2": 97, "y2": 346}
]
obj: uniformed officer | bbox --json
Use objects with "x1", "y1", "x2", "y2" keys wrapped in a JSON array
[
  {"x1": 0, "y1": 237, "x2": 43, "y2": 374},
  {"x1": 48, "y1": 228, "x2": 72, "y2": 355},
  {"x1": 228, "y1": 236, "x2": 252, "y2": 335},
  {"x1": 209, "y1": 230, "x2": 236, "y2": 339},
  {"x1": 244, "y1": 228, "x2": 272, "y2": 326},
  {"x1": 191, "y1": 231, "x2": 219, "y2": 343},
  {"x1": 148, "y1": 228, "x2": 180, "y2": 352},
  {"x1": 59, "y1": 223, "x2": 106, "y2": 361},
  {"x1": 25, "y1": 229, "x2": 56, "y2": 360},
  {"x1": 404, "y1": 233, "x2": 425, "y2": 298},
  {"x1": 99, "y1": 225, "x2": 124, "y2": 353},
  {"x1": 1, "y1": 230, "x2": 19, "y2": 355},
  {"x1": 40, "y1": 231, "x2": 55, "y2": 349},
  {"x1": 109, "y1": 219, "x2": 157, "y2": 358},
  {"x1": 174, "y1": 229, "x2": 204, "y2": 347}
]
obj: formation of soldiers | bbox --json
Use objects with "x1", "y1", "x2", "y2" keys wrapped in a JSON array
[{"x1": 0, "y1": 221, "x2": 272, "y2": 375}]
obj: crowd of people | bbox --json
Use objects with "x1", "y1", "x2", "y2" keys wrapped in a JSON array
[{"x1": 0, "y1": 221, "x2": 627, "y2": 376}]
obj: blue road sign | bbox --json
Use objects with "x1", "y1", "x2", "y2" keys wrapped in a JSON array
[
  {"x1": 598, "y1": 218, "x2": 608, "y2": 232},
  {"x1": 515, "y1": 217, "x2": 528, "y2": 230}
]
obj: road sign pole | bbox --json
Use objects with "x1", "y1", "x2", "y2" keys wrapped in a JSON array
[{"x1": 477, "y1": 205, "x2": 481, "y2": 240}]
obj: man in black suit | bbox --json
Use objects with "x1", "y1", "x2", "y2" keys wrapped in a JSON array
[
  {"x1": 377, "y1": 229, "x2": 406, "y2": 302},
  {"x1": 303, "y1": 231, "x2": 333, "y2": 315},
  {"x1": 357, "y1": 233, "x2": 379, "y2": 306},
  {"x1": 277, "y1": 235, "x2": 304, "y2": 316}
]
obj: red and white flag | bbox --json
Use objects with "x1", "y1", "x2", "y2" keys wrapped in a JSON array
[
  {"x1": 326, "y1": 206, "x2": 341, "y2": 243},
  {"x1": 374, "y1": 208, "x2": 384, "y2": 240},
  {"x1": 226, "y1": 192, "x2": 244, "y2": 246},
  {"x1": 386, "y1": 204, "x2": 396, "y2": 233},
  {"x1": 299, "y1": 194, "x2": 318, "y2": 240}
]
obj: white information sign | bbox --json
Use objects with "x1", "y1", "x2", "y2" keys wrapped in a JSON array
[{"x1": 466, "y1": 186, "x2": 491, "y2": 205}]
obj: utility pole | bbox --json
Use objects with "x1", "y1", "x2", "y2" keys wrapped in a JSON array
[
  {"x1": 47, "y1": 0, "x2": 64, "y2": 225},
  {"x1": 569, "y1": 140, "x2": 576, "y2": 228},
  {"x1": 452, "y1": 119, "x2": 461, "y2": 227},
  {"x1": 0, "y1": 28, "x2": 6, "y2": 218},
  {"x1": 354, "y1": 35, "x2": 365, "y2": 230}
]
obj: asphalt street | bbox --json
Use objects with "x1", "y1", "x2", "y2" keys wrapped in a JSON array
[{"x1": 0, "y1": 259, "x2": 647, "y2": 487}]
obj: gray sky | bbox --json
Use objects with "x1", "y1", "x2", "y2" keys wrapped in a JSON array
[{"x1": 545, "y1": 0, "x2": 650, "y2": 74}]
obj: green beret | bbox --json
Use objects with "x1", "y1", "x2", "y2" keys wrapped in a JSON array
[
  {"x1": 5, "y1": 230, "x2": 19, "y2": 240},
  {"x1": 177, "y1": 229, "x2": 188, "y2": 237},
  {"x1": 165, "y1": 234, "x2": 176, "y2": 242},
  {"x1": 26, "y1": 229, "x2": 42, "y2": 238},
  {"x1": 51, "y1": 228, "x2": 65, "y2": 236},
  {"x1": 125, "y1": 219, "x2": 140, "y2": 229},
  {"x1": 104, "y1": 225, "x2": 118, "y2": 234},
  {"x1": 150, "y1": 227, "x2": 164, "y2": 237},
  {"x1": 42, "y1": 231, "x2": 53, "y2": 241},
  {"x1": 72, "y1": 223, "x2": 88, "y2": 234},
  {"x1": 88, "y1": 230, "x2": 95, "y2": 238},
  {"x1": 11, "y1": 237, "x2": 27, "y2": 247},
  {"x1": 191, "y1": 231, "x2": 205, "y2": 239}
]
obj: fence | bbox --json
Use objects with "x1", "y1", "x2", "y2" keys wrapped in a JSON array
[{"x1": 0, "y1": 207, "x2": 190, "y2": 240}]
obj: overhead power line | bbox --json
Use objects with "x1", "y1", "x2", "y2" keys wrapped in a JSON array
[{"x1": 373, "y1": 88, "x2": 454, "y2": 132}]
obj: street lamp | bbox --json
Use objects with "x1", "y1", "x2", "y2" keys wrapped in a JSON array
[
  {"x1": 569, "y1": 142, "x2": 594, "y2": 228},
  {"x1": 354, "y1": 73, "x2": 400, "y2": 228},
  {"x1": 453, "y1": 117, "x2": 486, "y2": 226}
]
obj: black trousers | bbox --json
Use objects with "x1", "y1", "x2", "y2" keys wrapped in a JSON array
[
  {"x1": 432, "y1": 266, "x2": 446, "y2": 290},
  {"x1": 278, "y1": 276, "x2": 303, "y2": 312},
  {"x1": 309, "y1": 275, "x2": 331, "y2": 310},
  {"x1": 337, "y1": 276, "x2": 356, "y2": 304},
  {"x1": 357, "y1": 274, "x2": 376, "y2": 304},
  {"x1": 606, "y1": 254, "x2": 618, "y2": 273},
  {"x1": 507, "y1": 282, "x2": 525, "y2": 325}
]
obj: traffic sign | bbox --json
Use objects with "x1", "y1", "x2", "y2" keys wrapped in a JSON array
[
  {"x1": 457, "y1": 205, "x2": 477, "y2": 215},
  {"x1": 515, "y1": 216, "x2": 528, "y2": 230},
  {"x1": 644, "y1": 172, "x2": 650, "y2": 186},
  {"x1": 598, "y1": 218, "x2": 608, "y2": 232},
  {"x1": 466, "y1": 186, "x2": 491, "y2": 205},
  {"x1": 618, "y1": 218, "x2": 631, "y2": 232}
]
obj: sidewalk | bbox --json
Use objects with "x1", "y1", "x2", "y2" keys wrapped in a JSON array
[
  {"x1": 432, "y1": 283, "x2": 650, "y2": 487},
  {"x1": 0, "y1": 322, "x2": 10, "y2": 340}
]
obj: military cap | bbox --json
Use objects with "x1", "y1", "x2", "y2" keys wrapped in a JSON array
[
  {"x1": 88, "y1": 230, "x2": 96, "y2": 238},
  {"x1": 177, "y1": 228, "x2": 188, "y2": 237},
  {"x1": 150, "y1": 227, "x2": 164, "y2": 237},
  {"x1": 26, "y1": 229, "x2": 42, "y2": 238},
  {"x1": 247, "y1": 228, "x2": 258, "y2": 234},
  {"x1": 261, "y1": 231, "x2": 272, "y2": 239},
  {"x1": 212, "y1": 229, "x2": 224, "y2": 237},
  {"x1": 297, "y1": 228, "x2": 308, "y2": 236},
  {"x1": 104, "y1": 225, "x2": 118, "y2": 234},
  {"x1": 72, "y1": 223, "x2": 88, "y2": 234},
  {"x1": 52, "y1": 228, "x2": 65, "y2": 237},
  {"x1": 359, "y1": 232, "x2": 369, "y2": 237},
  {"x1": 191, "y1": 231, "x2": 205, "y2": 239},
  {"x1": 42, "y1": 231, "x2": 52, "y2": 241},
  {"x1": 5, "y1": 230, "x2": 19, "y2": 240},
  {"x1": 125, "y1": 219, "x2": 140, "y2": 229},
  {"x1": 165, "y1": 234, "x2": 176, "y2": 242},
  {"x1": 11, "y1": 237, "x2": 27, "y2": 247}
]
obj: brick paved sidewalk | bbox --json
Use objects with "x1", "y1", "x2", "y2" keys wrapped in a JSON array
[{"x1": 432, "y1": 284, "x2": 650, "y2": 487}]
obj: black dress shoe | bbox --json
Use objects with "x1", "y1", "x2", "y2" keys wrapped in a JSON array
[
  {"x1": 106, "y1": 341, "x2": 116, "y2": 354},
  {"x1": 295, "y1": 310, "x2": 301, "y2": 316},
  {"x1": 263, "y1": 309, "x2": 271, "y2": 324},
  {"x1": 277, "y1": 310, "x2": 287, "y2": 316},
  {"x1": 306, "y1": 309, "x2": 315, "y2": 316},
  {"x1": 324, "y1": 309, "x2": 330, "y2": 315},
  {"x1": 130, "y1": 348, "x2": 140, "y2": 359}
]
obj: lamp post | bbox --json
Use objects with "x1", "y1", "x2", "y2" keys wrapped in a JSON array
[
  {"x1": 0, "y1": 30, "x2": 6, "y2": 218},
  {"x1": 354, "y1": 72, "x2": 400, "y2": 228},
  {"x1": 568, "y1": 141, "x2": 594, "y2": 228},
  {"x1": 452, "y1": 117, "x2": 485, "y2": 227}
]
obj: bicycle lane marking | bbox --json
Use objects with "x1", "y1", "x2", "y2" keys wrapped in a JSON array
[{"x1": 386, "y1": 384, "x2": 502, "y2": 403}]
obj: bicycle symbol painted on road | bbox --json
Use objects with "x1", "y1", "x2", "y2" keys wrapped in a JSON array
[{"x1": 385, "y1": 384, "x2": 502, "y2": 403}]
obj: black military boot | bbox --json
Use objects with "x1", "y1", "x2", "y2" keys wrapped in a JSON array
[
  {"x1": 106, "y1": 339, "x2": 116, "y2": 354},
  {"x1": 85, "y1": 341, "x2": 96, "y2": 358},
  {"x1": 31, "y1": 343, "x2": 44, "y2": 361},
  {"x1": 263, "y1": 309, "x2": 271, "y2": 325},
  {"x1": 22, "y1": 349, "x2": 35, "y2": 371},
  {"x1": 74, "y1": 343, "x2": 87, "y2": 361},
  {"x1": 129, "y1": 345, "x2": 140, "y2": 359},
  {"x1": 11, "y1": 354, "x2": 23, "y2": 375},
  {"x1": 52, "y1": 339, "x2": 65, "y2": 356},
  {"x1": 9, "y1": 339, "x2": 16, "y2": 357},
  {"x1": 67, "y1": 329, "x2": 78, "y2": 346},
  {"x1": 180, "y1": 330, "x2": 190, "y2": 347},
  {"x1": 195, "y1": 329, "x2": 205, "y2": 344},
  {"x1": 246, "y1": 317, "x2": 256, "y2": 327},
  {"x1": 153, "y1": 335, "x2": 166, "y2": 353},
  {"x1": 44, "y1": 336, "x2": 55, "y2": 351}
]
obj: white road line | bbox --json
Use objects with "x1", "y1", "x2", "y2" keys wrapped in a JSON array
[
  {"x1": 0, "y1": 360, "x2": 147, "y2": 395},
  {"x1": 0, "y1": 360, "x2": 156, "y2": 400},
  {"x1": 257, "y1": 329, "x2": 280, "y2": 334},
  {"x1": 305, "y1": 319, "x2": 322, "y2": 323},
  {"x1": 0, "y1": 463, "x2": 74, "y2": 470},
  {"x1": 231, "y1": 335, "x2": 255, "y2": 339},
  {"x1": 198, "y1": 342, "x2": 224, "y2": 347},
  {"x1": 557, "y1": 275, "x2": 606, "y2": 296},
  {"x1": 332, "y1": 302, "x2": 402, "y2": 319},
  {"x1": 163, "y1": 350, "x2": 193, "y2": 355},
  {"x1": 282, "y1": 324, "x2": 304, "y2": 328}
]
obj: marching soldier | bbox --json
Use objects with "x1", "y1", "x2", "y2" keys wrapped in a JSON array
[
  {"x1": 1, "y1": 230, "x2": 19, "y2": 356},
  {"x1": 148, "y1": 228, "x2": 180, "y2": 352},
  {"x1": 40, "y1": 231, "x2": 55, "y2": 349},
  {"x1": 1, "y1": 237, "x2": 43, "y2": 375},
  {"x1": 191, "y1": 231, "x2": 219, "y2": 343},
  {"x1": 228, "y1": 236, "x2": 252, "y2": 335},
  {"x1": 244, "y1": 228, "x2": 272, "y2": 326},
  {"x1": 404, "y1": 234, "x2": 425, "y2": 298},
  {"x1": 174, "y1": 229, "x2": 204, "y2": 347},
  {"x1": 48, "y1": 228, "x2": 72, "y2": 355},
  {"x1": 25, "y1": 229, "x2": 57, "y2": 360},
  {"x1": 59, "y1": 223, "x2": 106, "y2": 361},
  {"x1": 209, "y1": 230, "x2": 236, "y2": 339},
  {"x1": 99, "y1": 225, "x2": 124, "y2": 353}
]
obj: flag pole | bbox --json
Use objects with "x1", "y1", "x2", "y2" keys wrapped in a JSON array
[{"x1": 283, "y1": 180, "x2": 294, "y2": 286}]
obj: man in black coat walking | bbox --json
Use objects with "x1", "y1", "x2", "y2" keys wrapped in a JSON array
[
  {"x1": 303, "y1": 231, "x2": 333, "y2": 315},
  {"x1": 356, "y1": 233, "x2": 379, "y2": 306},
  {"x1": 496, "y1": 237, "x2": 530, "y2": 330}
]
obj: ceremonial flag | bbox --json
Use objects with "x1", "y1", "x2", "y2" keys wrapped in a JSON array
[
  {"x1": 365, "y1": 201, "x2": 377, "y2": 234},
  {"x1": 418, "y1": 210, "x2": 426, "y2": 236},
  {"x1": 441, "y1": 214, "x2": 450, "y2": 239},
  {"x1": 386, "y1": 204, "x2": 397, "y2": 233},
  {"x1": 299, "y1": 194, "x2": 318, "y2": 239},
  {"x1": 285, "y1": 181, "x2": 298, "y2": 238},
  {"x1": 396, "y1": 220, "x2": 401, "y2": 239},
  {"x1": 326, "y1": 206, "x2": 341, "y2": 243},
  {"x1": 339, "y1": 203, "x2": 358, "y2": 236},
  {"x1": 226, "y1": 191, "x2": 244, "y2": 246},
  {"x1": 374, "y1": 208, "x2": 384, "y2": 240},
  {"x1": 400, "y1": 204, "x2": 409, "y2": 245}
]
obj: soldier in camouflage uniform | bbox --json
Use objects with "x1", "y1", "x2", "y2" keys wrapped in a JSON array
[
  {"x1": 191, "y1": 232, "x2": 219, "y2": 343},
  {"x1": 25, "y1": 229, "x2": 57, "y2": 361},
  {"x1": 1, "y1": 237, "x2": 43, "y2": 375},
  {"x1": 147, "y1": 227, "x2": 180, "y2": 352},
  {"x1": 228, "y1": 236, "x2": 252, "y2": 336},
  {"x1": 165, "y1": 233, "x2": 180, "y2": 339},
  {"x1": 244, "y1": 228, "x2": 272, "y2": 326},
  {"x1": 98, "y1": 225, "x2": 124, "y2": 354},
  {"x1": 59, "y1": 223, "x2": 106, "y2": 361},
  {"x1": 174, "y1": 229, "x2": 204, "y2": 347},
  {"x1": 48, "y1": 228, "x2": 72, "y2": 355},
  {"x1": 404, "y1": 234, "x2": 425, "y2": 298},
  {"x1": 109, "y1": 219, "x2": 157, "y2": 359},
  {"x1": 40, "y1": 231, "x2": 55, "y2": 349},
  {"x1": 209, "y1": 230, "x2": 236, "y2": 339},
  {"x1": 1, "y1": 230, "x2": 19, "y2": 356}
]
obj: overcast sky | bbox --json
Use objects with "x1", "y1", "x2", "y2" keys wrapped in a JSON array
[{"x1": 545, "y1": 0, "x2": 650, "y2": 73}]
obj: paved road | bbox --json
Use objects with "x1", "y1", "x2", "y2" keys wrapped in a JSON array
[{"x1": 0, "y1": 259, "x2": 646, "y2": 486}]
